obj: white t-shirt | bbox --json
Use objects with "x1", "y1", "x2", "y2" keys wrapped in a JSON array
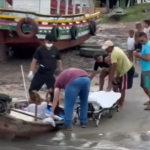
[
  {"x1": 26, "y1": 102, "x2": 47, "y2": 119},
  {"x1": 143, "y1": 27, "x2": 150, "y2": 40},
  {"x1": 127, "y1": 37, "x2": 135, "y2": 50}
]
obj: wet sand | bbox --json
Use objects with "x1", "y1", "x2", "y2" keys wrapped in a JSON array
[{"x1": 1, "y1": 23, "x2": 150, "y2": 149}]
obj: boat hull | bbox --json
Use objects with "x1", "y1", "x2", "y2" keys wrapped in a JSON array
[
  {"x1": 0, "y1": 113, "x2": 60, "y2": 139},
  {"x1": 4, "y1": 31, "x2": 91, "y2": 50}
]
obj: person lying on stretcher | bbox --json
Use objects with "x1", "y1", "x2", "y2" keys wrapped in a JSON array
[{"x1": 89, "y1": 53, "x2": 111, "y2": 90}]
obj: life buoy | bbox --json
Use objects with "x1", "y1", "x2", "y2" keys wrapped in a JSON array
[
  {"x1": 70, "y1": 25, "x2": 78, "y2": 40},
  {"x1": 89, "y1": 21, "x2": 96, "y2": 36},
  {"x1": 16, "y1": 18, "x2": 38, "y2": 38},
  {"x1": 51, "y1": 26, "x2": 61, "y2": 41}
]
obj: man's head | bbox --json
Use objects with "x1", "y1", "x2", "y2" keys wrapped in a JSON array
[
  {"x1": 45, "y1": 33, "x2": 54, "y2": 49},
  {"x1": 102, "y1": 40, "x2": 114, "y2": 53},
  {"x1": 143, "y1": 19, "x2": 150, "y2": 28},
  {"x1": 138, "y1": 32, "x2": 148, "y2": 44},
  {"x1": 93, "y1": 53, "x2": 103, "y2": 62},
  {"x1": 136, "y1": 22, "x2": 142, "y2": 31}
]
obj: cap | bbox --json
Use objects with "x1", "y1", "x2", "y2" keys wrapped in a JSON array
[
  {"x1": 45, "y1": 33, "x2": 54, "y2": 42},
  {"x1": 102, "y1": 40, "x2": 114, "y2": 50}
]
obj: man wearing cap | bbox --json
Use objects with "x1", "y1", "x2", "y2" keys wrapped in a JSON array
[
  {"x1": 102, "y1": 40, "x2": 135, "y2": 107},
  {"x1": 28, "y1": 33, "x2": 63, "y2": 113}
]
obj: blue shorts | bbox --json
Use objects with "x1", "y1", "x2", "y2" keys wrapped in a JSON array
[{"x1": 141, "y1": 71, "x2": 150, "y2": 88}]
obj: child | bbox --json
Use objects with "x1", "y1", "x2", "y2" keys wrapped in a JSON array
[
  {"x1": 127, "y1": 30, "x2": 134, "y2": 61},
  {"x1": 143, "y1": 19, "x2": 150, "y2": 40},
  {"x1": 135, "y1": 22, "x2": 143, "y2": 33}
]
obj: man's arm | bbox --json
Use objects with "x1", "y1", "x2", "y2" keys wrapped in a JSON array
[
  {"x1": 56, "y1": 51, "x2": 63, "y2": 72},
  {"x1": 137, "y1": 45, "x2": 150, "y2": 61},
  {"x1": 89, "y1": 62, "x2": 98, "y2": 80},
  {"x1": 108, "y1": 53, "x2": 117, "y2": 84},
  {"x1": 29, "y1": 48, "x2": 41, "y2": 72},
  {"x1": 51, "y1": 88, "x2": 60, "y2": 113}
]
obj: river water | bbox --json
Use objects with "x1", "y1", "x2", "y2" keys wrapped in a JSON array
[{"x1": 1, "y1": 131, "x2": 150, "y2": 150}]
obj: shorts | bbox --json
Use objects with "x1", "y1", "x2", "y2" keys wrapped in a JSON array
[
  {"x1": 134, "y1": 43, "x2": 142, "y2": 52},
  {"x1": 29, "y1": 73, "x2": 55, "y2": 93},
  {"x1": 113, "y1": 66, "x2": 135, "y2": 90},
  {"x1": 140, "y1": 71, "x2": 150, "y2": 88}
]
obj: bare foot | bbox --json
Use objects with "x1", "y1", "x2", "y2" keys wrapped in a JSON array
[
  {"x1": 144, "y1": 105, "x2": 150, "y2": 110},
  {"x1": 143, "y1": 101, "x2": 150, "y2": 105}
]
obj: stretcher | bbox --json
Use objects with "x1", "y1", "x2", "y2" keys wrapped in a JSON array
[{"x1": 73, "y1": 91, "x2": 121, "y2": 127}]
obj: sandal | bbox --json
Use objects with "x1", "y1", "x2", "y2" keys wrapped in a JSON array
[
  {"x1": 143, "y1": 101, "x2": 150, "y2": 105},
  {"x1": 144, "y1": 105, "x2": 150, "y2": 110}
]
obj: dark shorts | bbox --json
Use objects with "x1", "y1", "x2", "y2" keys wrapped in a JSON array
[
  {"x1": 113, "y1": 66, "x2": 135, "y2": 90},
  {"x1": 134, "y1": 43, "x2": 142, "y2": 52},
  {"x1": 140, "y1": 71, "x2": 150, "y2": 88},
  {"x1": 29, "y1": 73, "x2": 55, "y2": 93}
]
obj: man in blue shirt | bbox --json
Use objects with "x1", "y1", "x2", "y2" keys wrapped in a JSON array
[{"x1": 134, "y1": 32, "x2": 150, "y2": 110}]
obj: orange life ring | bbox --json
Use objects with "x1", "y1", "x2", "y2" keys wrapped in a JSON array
[{"x1": 16, "y1": 18, "x2": 38, "y2": 38}]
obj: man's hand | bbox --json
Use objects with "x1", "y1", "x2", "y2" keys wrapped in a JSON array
[
  {"x1": 49, "y1": 112, "x2": 54, "y2": 118},
  {"x1": 133, "y1": 51, "x2": 141, "y2": 58},
  {"x1": 28, "y1": 71, "x2": 34, "y2": 80}
]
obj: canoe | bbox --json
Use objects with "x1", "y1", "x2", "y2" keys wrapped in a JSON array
[{"x1": 0, "y1": 109, "x2": 63, "y2": 140}]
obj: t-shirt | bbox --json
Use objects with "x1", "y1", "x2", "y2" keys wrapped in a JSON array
[
  {"x1": 93, "y1": 54, "x2": 109, "y2": 71},
  {"x1": 33, "y1": 45, "x2": 61, "y2": 74},
  {"x1": 55, "y1": 68, "x2": 88, "y2": 89},
  {"x1": 26, "y1": 102, "x2": 47, "y2": 119},
  {"x1": 143, "y1": 27, "x2": 150, "y2": 40},
  {"x1": 127, "y1": 37, "x2": 134, "y2": 50},
  {"x1": 111, "y1": 47, "x2": 132, "y2": 77},
  {"x1": 139, "y1": 41, "x2": 150, "y2": 71}
]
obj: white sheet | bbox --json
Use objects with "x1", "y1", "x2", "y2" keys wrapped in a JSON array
[{"x1": 88, "y1": 91, "x2": 121, "y2": 109}]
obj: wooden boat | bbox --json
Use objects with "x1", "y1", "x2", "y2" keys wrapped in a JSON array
[
  {"x1": 6, "y1": 0, "x2": 80, "y2": 14},
  {"x1": 0, "y1": 109, "x2": 63, "y2": 140},
  {"x1": 0, "y1": 0, "x2": 100, "y2": 60}
]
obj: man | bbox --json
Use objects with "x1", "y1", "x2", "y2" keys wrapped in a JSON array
[
  {"x1": 133, "y1": 32, "x2": 150, "y2": 110},
  {"x1": 28, "y1": 33, "x2": 63, "y2": 113},
  {"x1": 102, "y1": 40, "x2": 135, "y2": 107},
  {"x1": 89, "y1": 53, "x2": 110, "y2": 91},
  {"x1": 50, "y1": 68, "x2": 90, "y2": 130}
]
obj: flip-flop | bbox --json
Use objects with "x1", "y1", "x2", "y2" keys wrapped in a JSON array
[
  {"x1": 143, "y1": 101, "x2": 150, "y2": 105},
  {"x1": 144, "y1": 106, "x2": 150, "y2": 110}
]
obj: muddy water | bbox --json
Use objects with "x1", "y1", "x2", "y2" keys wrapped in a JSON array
[{"x1": 1, "y1": 131, "x2": 150, "y2": 150}]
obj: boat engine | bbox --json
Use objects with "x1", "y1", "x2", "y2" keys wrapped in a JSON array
[{"x1": 0, "y1": 93, "x2": 12, "y2": 113}]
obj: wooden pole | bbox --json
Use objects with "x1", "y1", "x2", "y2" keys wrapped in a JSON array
[
  {"x1": 57, "y1": 0, "x2": 60, "y2": 14},
  {"x1": 73, "y1": 0, "x2": 76, "y2": 14},
  {"x1": 80, "y1": 0, "x2": 82, "y2": 13},
  {"x1": 20, "y1": 65, "x2": 29, "y2": 104},
  {"x1": 65, "y1": 0, "x2": 69, "y2": 15},
  {"x1": 106, "y1": 0, "x2": 109, "y2": 13}
]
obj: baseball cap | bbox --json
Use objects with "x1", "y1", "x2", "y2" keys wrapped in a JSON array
[
  {"x1": 102, "y1": 40, "x2": 114, "y2": 50},
  {"x1": 45, "y1": 33, "x2": 54, "y2": 42}
]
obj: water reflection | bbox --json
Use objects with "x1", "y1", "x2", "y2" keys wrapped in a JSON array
[{"x1": 1, "y1": 132, "x2": 150, "y2": 150}]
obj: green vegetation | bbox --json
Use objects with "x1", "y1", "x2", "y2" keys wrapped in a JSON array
[{"x1": 100, "y1": 3, "x2": 150, "y2": 23}]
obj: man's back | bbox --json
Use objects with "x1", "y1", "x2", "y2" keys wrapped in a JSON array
[{"x1": 111, "y1": 47, "x2": 132, "y2": 77}]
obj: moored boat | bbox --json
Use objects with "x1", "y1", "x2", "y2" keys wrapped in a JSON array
[{"x1": 0, "y1": 0, "x2": 100, "y2": 60}]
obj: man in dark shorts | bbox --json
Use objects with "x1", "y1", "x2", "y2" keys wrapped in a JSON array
[
  {"x1": 89, "y1": 53, "x2": 110, "y2": 91},
  {"x1": 28, "y1": 33, "x2": 63, "y2": 114}
]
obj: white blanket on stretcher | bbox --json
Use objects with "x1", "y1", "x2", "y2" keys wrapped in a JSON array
[{"x1": 88, "y1": 91, "x2": 121, "y2": 109}]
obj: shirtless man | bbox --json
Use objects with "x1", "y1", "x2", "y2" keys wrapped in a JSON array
[{"x1": 89, "y1": 53, "x2": 110, "y2": 91}]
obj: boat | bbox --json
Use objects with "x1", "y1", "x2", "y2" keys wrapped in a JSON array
[
  {"x1": 0, "y1": 0, "x2": 100, "y2": 60},
  {"x1": 6, "y1": 0, "x2": 80, "y2": 14},
  {"x1": 0, "y1": 110, "x2": 63, "y2": 140},
  {"x1": 0, "y1": 93, "x2": 63, "y2": 140}
]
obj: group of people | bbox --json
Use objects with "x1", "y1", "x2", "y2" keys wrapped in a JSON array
[{"x1": 24, "y1": 19, "x2": 150, "y2": 130}]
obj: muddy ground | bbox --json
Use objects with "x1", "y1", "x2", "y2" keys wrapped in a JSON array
[{"x1": 0, "y1": 22, "x2": 135, "y2": 99}]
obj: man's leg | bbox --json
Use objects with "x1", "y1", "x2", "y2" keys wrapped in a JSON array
[
  {"x1": 29, "y1": 73, "x2": 45, "y2": 93},
  {"x1": 118, "y1": 66, "x2": 135, "y2": 107},
  {"x1": 99, "y1": 70, "x2": 109, "y2": 90},
  {"x1": 64, "y1": 81, "x2": 79, "y2": 128},
  {"x1": 140, "y1": 71, "x2": 150, "y2": 110},
  {"x1": 79, "y1": 77, "x2": 90, "y2": 127}
]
